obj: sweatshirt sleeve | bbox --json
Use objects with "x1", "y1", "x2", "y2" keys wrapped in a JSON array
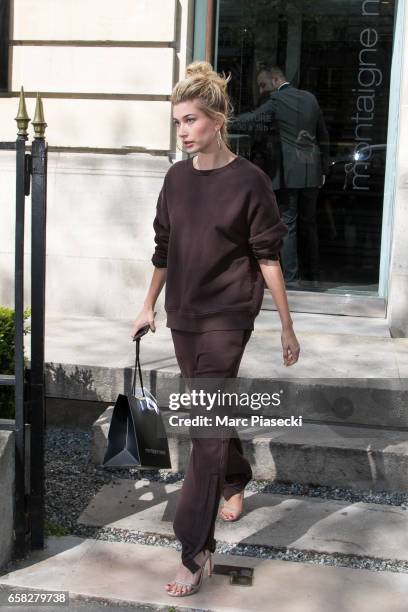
[
  {"x1": 151, "y1": 178, "x2": 170, "y2": 268},
  {"x1": 247, "y1": 171, "x2": 288, "y2": 260}
]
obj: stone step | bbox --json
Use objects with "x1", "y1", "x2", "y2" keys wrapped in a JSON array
[
  {"x1": 46, "y1": 362, "x2": 408, "y2": 429},
  {"x1": 92, "y1": 408, "x2": 408, "y2": 493},
  {"x1": 77, "y1": 478, "x2": 408, "y2": 565},
  {"x1": 38, "y1": 312, "x2": 408, "y2": 428},
  {"x1": 1, "y1": 535, "x2": 408, "y2": 612}
]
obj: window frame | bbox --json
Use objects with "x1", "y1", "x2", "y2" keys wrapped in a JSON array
[{"x1": 0, "y1": 0, "x2": 10, "y2": 92}]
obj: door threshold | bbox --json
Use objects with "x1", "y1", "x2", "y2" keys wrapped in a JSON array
[{"x1": 263, "y1": 289, "x2": 386, "y2": 317}]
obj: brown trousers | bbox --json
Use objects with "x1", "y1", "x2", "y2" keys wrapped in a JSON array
[{"x1": 170, "y1": 328, "x2": 253, "y2": 573}]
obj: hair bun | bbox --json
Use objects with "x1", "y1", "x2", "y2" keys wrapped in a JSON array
[
  {"x1": 185, "y1": 61, "x2": 231, "y2": 92},
  {"x1": 185, "y1": 61, "x2": 215, "y2": 79}
]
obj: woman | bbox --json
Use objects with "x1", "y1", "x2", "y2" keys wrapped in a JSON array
[{"x1": 131, "y1": 61, "x2": 300, "y2": 597}]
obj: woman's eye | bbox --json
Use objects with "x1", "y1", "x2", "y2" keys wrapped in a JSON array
[{"x1": 172, "y1": 118, "x2": 194, "y2": 126}]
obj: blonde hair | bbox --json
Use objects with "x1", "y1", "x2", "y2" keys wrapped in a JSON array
[{"x1": 171, "y1": 61, "x2": 234, "y2": 147}]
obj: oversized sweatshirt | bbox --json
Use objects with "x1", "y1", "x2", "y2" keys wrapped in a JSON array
[{"x1": 151, "y1": 154, "x2": 288, "y2": 332}]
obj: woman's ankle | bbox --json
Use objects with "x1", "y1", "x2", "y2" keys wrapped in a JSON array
[{"x1": 224, "y1": 489, "x2": 244, "y2": 501}]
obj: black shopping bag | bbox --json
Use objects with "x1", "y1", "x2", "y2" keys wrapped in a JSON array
[{"x1": 102, "y1": 330, "x2": 171, "y2": 469}]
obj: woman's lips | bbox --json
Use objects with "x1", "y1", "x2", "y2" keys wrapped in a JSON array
[{"x1": 185, "y1": 142, "x2": 194, "y2": 147}]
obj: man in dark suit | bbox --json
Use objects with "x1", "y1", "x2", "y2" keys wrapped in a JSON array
[{"x1": 230, "y1": 66, "x2": 330, "y2": 286}]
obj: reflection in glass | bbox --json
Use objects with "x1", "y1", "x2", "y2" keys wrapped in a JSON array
[{"x1": 217, "y1": 0, "x2": 395, "y2": 294}]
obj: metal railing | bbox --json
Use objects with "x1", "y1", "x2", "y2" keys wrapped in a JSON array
[{"x1": 0, "y1": 86, "x2": 47, "y2": 558}]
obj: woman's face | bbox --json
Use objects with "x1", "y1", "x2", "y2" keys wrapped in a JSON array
[{"x1": 172, "y1": 99, "x2": 221, "y2": 153}]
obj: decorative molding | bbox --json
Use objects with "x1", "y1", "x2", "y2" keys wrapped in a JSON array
[
  {"x1": 10, "y1": 40, "x2": 175, "y2": 47},
  {"x1": 0, "y1": 92, "x2": 170, "y2": 101}
]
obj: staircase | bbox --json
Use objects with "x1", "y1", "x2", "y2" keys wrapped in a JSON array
[
  {"x1": 38, "y1": 310, "x2": 408, "y2": 492},
  {"x1": 1, "y1": 478, "x2": 408, "y2": 611}
]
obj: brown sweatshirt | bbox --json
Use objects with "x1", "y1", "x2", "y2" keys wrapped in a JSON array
[{"x1": 151, "y1": 155, "x2": 288, "y2": 331}]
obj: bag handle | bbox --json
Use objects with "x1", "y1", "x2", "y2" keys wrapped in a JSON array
[{"x1": 131, "y1": 337, "x2": 145, "y2": 398}]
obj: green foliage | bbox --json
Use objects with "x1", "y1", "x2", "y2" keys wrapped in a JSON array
[
  {"x1": 44, "y1": 520, "x2": 71, "y2": 537},
  {"x1": 0, "y1": 306, "x2": 31, "y2": 419}
]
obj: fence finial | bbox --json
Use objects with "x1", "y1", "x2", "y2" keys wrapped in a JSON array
[
  {"x1": 15, "y1": 86, "x2": 30, "y2": 137},
  {"x1": 32, "y1": 92, "x2": 47, "y2": 138}
]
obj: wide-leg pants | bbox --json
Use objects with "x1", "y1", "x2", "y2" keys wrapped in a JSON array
[{"x1": 170, "y1": 328, "x2": 253, "y2": 573}]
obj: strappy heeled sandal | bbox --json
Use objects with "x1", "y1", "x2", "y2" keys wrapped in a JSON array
[
  {"x1": 219, "y1": 490, "x2": 245, "y2": 521},
  {"x1": 166, "y1": 550, "x2": 213, "y2": 597}
]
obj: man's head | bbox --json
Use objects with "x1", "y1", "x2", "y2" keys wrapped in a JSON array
[{"x1": 257, "y1": 66, "x2": 287, "y2": 94}]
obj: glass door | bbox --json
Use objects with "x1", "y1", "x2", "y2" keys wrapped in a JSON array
[{"x1": 215, "y1": 0, "x2": 396, "y2": 297}]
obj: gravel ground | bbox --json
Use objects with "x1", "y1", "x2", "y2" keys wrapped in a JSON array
[{"x1": 39, "y1": 426, "x2": 408, "y2": 575}]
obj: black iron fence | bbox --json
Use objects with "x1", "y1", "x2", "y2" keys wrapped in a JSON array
[{"x1": 0, "y1": 86, "x2": 47, "y2": 559}]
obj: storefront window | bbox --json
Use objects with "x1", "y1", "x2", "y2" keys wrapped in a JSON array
[{"x1": 217, "y1": 0, "x2": 395, "y2": 293}]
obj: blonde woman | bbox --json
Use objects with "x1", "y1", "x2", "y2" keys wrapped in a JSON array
[{"x1": 131, "y1": 61, "x2": 300, "y2": 597}]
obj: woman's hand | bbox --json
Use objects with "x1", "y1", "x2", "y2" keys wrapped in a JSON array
[
  {"x1": 130, "y1": 306, "x2": 156, "y2": 339},
  {"x1": 281, "y1": 326, "x2": 300, "y2": 366}
]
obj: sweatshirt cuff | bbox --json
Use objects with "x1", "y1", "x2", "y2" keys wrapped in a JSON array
[
  {"x1": 151, "y1": 254, "x2": 167, "y2": 268},
  {"x1": 248, "y1": 224, "x2": 287, "y2": 259}
]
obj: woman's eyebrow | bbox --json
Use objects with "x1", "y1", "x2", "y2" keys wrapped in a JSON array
[{"x1": 173, "y1": 114, "x2": 196, "y2": 120}]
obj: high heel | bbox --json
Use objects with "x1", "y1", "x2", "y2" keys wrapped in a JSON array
[
  {"x1": 208, "y1": 553, "x2": 213, "y2": 576},
  {"x1": 167, "y1": 550, "x2": 212, "y2": 597}
]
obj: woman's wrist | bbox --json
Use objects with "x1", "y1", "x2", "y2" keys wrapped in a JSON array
[
  {"x1": 281, "y1": 320, "x2": 293, "y2": 331},
  {"x1": 143, "y1": 299, "x2": 155, "y2": 310}
]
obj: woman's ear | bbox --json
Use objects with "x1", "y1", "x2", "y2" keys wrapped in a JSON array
[
  {"x1": 213, "y1": 115, "x2": 224, "y2": 133},
  {"x1": 215, "y1": 122, "x2": 224, "y2": 135}
]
